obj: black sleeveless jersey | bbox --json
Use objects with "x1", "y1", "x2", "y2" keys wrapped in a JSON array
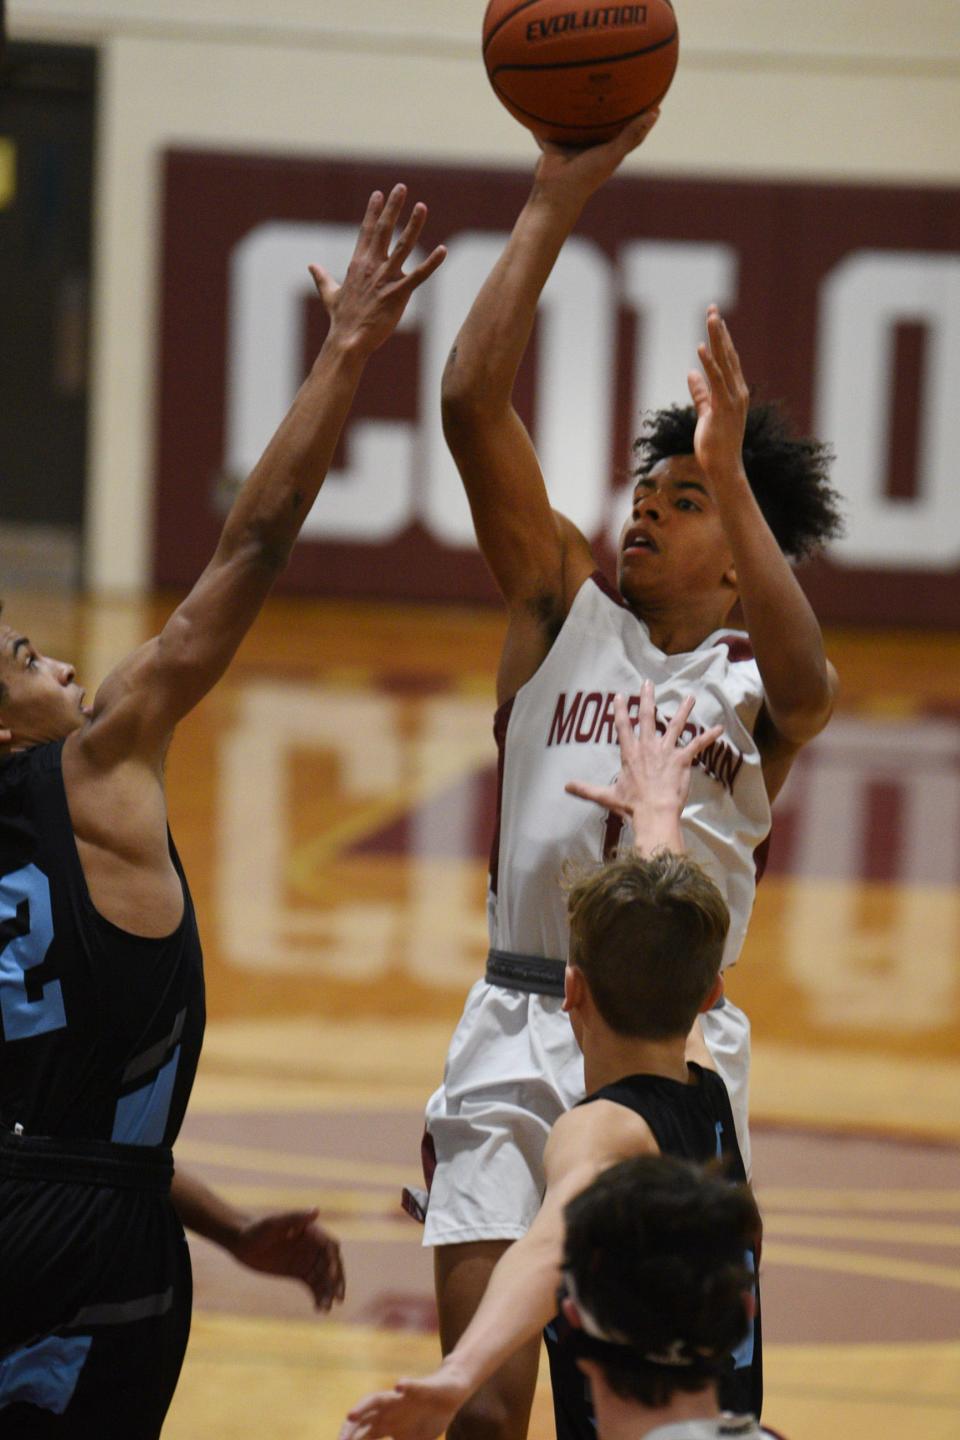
[
  {"x1": 583, "y1": 1063, "x2": 749, "y2": 1183},
  {"x1": 0, "y1": 741, "x2": 205, "y2": 1148},
  {"x1": 545, "y1": 1062, "x2": 762, "y2": 1436}
]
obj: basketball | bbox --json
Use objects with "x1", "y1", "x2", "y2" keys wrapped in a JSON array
[{"x1": 482, "y1": 1, "x2": 679, "y2": 146}]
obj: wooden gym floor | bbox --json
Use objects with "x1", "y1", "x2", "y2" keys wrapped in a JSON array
[{"x1": 12, "y1": 589, "x2": 960, "y2": 1440}]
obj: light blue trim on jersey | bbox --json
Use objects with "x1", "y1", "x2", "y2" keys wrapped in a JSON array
[
  {"x1": 111, "y1": 1044, "x2": 181, "y2": 1145},
  {"x1": 714, "y1": 1117, "x2": 755, "y2": 1371},
  {"x1": 0, "y1": 863, "x2": 66, "y2": 1041},
  {"x1": 0, "y1": 1334, "x2": 92, "y2": 1414},
  {"x1": 733, "y1": 1248, "x2": 756, "y2": 1371}
]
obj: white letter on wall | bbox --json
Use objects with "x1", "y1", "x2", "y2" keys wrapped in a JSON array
[
  {"x1": 421, "y1": 233, "x2": 614, "y2": 547},
  {"x1": 227, "y1": 222, "x2": 417, "y2": 542},
  {"x1": 816, "y1": 251, "x2": 960, "y2": 569}
]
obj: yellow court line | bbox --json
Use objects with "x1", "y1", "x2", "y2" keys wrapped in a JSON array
[
  {"x1": 768, "y1": 1213, "x2": 960, "y2": 1247},
  {"x1": 762, "y1": 1239, "x2": 960, "y2": 1290},
  {"x1": 186, "y1": 1185, "x2": 421, "y2": 1243},
  {"x1": 190, "y1": 1182, "x2": 405, "y2": 1215},
  {"x1": 185, "y1": 1309, "x2": 441, "y2": 1368},
  {"x1": 760, "y1": 1187, "x2": 960, "y2": 1213},
  {"x1": 175, "y1": 1137, "x2": 415, "y2": 1187},
  {"x1": 187, "y1": 1077, "x2": 433, "y2": 1112},
  {"x1": 176, "y1": 1144, "x2": 960, "y2": 1248},
  {"x1": 315, "y1": 1218, "x2": 421, "y2": 1243}
]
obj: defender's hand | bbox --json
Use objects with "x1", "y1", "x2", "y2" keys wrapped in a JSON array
[
  {"x1": 231, "y1": 1208, "x2": 345, "y2": 1312},
  {"x1": 310, "y1": 185, "x2": 446, "y2": 359},
  {"x1": 565, "y1": 684, "x2": 723, "y2": 826},
  {"x1": 687, "y1": 305, "x2": 751, "y2": 483}
]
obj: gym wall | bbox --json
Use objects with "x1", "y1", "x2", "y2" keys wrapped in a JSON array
[{"x1": 10, "y1": 2, "x2": 960, "y2": 620}]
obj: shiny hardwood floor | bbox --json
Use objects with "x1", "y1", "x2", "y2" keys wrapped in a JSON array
[{"x1": 8, "y1": 588, "x2": 960, "y2": 1439}]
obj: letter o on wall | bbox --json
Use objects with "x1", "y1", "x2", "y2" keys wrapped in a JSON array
[{"x1": 816, "y1": 251, "x2": 960, "y2": 570}]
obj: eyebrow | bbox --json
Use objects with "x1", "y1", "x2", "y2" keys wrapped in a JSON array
[
  {"x1": 11, "y1": 636, "x2": 31, "y2": 659},
  {"x1": 635, "y1": 477, "x2": 710, "y2": 497}
]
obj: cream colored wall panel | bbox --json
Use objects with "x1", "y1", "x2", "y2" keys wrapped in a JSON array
[
  {"x1": 11, "y1": 0, "x2": 960, "y2": 64},
  {"x1": 655, "y1": 65, "x2": 959, "y2": 183},
  {"x1": 686, "y1": 0, "x2": 960, "y2": 64}
]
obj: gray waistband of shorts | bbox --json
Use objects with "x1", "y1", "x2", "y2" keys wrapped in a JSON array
[{"x1": 485, "y1": 949, "x2": 565, "y2": 998}]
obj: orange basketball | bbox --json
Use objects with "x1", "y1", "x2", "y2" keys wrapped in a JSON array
[{"x1": 482, "y1": 0, "x2": 679, "y2": 146}]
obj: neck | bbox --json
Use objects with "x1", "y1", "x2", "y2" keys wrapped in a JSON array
[
  {"x1": 582, "y1": 1029, "x2": 691, "y2": 1095},
  {"x1": 625, "y1": 594, "x2": 736, "y2": 656},
  {"x1": 589, "y1": 1373, "x2": 719, "y2": 1440}
]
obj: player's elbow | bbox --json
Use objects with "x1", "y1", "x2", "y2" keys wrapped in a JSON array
[
  {"x1": 441, "y1": 376, "x2": 488, "y2": 440},
  {"x1": 217, "y1": 518, "x2": 293, "y2": 577},
  {"x1": 770, "y1": 683, "x2": 837, "y2": 747},
  {"x1": 441, "y1": 351, "x2": 506, "y2": 439}
]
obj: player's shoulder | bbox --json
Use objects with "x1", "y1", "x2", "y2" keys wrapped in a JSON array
[{"x1": 552, "y1": 1092, "x2": 657, "y2": 1160}]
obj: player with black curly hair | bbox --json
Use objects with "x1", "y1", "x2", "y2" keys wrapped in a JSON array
[
  {"x1": 634, "y1": 399, "x2": 841, "y2": 564},
  {"x1": 412, "y1": 112, "x2": 840, "y2": 1440},
  {"x1": 559, "y1": 1156, "x2": 779, "y2": 1439}
]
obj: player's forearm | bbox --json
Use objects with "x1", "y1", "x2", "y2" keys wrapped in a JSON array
[
  {"x1": 442, "y1": 189, "x2": 583, "y2": 421},
  {"x1": 711, "y1": 465, "x2": 835, "y2": 740},
  {"x1": 217, "y1": 333, "x2": 368, "y2": 572},
  {"x1": 441, "y1": 1227, "x2": 561, "y2": 1396},
  {"x1": 170, "y1": 1166, "x2": 249, "y2": 1254}
]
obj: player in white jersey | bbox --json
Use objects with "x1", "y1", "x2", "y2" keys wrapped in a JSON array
[{"x1": 426, "y1": 114, "x2": 842, "y2": 1440}]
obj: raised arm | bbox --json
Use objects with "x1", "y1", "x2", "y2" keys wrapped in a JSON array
[
  {"x1": 84, "y1": 187, "x2": 445, "y2": 770},
  {"x1": 566, "y1": 683, "x2": 723, "y2": 856},
  {"x1": 440, "y1": 116, "x2": 659, "y2": 701},
  {"x1": 340, "y1": 1106, "x2": 651, "y2": 1440},
  {"x1": 688, "y1": 307, "x2": 838, "y2": 793}
]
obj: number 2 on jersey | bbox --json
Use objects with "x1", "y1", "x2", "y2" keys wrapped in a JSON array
[{"x1": 0, "y1": 864, "x2": 66, "y2": 1041}]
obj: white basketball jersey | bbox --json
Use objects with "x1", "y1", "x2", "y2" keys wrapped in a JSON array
[{"x1": 490, "y1": 574, "x2": 771, "y2": 972}]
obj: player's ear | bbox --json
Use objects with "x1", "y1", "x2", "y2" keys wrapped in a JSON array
[
  {"x1": 698, "y1": 973, "x2": 724, "y2": 1014},
  {"x1": 563, "y1": 964, "x2": 584, "y2": 1014},
  {"x1": 561, "y1": 1293, "x2": 583, "y2": 1329}
]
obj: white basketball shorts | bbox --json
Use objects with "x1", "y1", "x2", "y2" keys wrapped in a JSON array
[{"x1": 423, "y1": 979, "x2": 751, "y2": 1247}]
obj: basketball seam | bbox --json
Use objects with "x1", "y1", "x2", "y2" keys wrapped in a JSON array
[
  {"x1": 483, "y1": 0, "x2": 547, "y2": 56},
  {"x1": 491, "y1": 83, "x2": 671, "y2": 131},
  {"x1": 489, "y1": 28, "x2": 678, "y2": 77}
]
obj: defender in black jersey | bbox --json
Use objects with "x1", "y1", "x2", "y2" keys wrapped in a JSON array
[
  {"x1": 341, "y1": 687, "x2": 767, "y2": 1440},
  {"x1": 0, "y1": 189, "x2": 445, "y2": 1437},
  {"x1": 559, "y1": 1156, "x2": 778, "y2": 1440},
  {"x1": 545, "y1": 1068, "x2": 760, "y2": 1436}
]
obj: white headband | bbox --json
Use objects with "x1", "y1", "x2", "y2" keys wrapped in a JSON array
[{"x1": 562, "y1": 1269, "x2": 696, "y2": 1367}]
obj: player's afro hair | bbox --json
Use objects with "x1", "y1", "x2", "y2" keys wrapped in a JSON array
[{"x1": 633, "y1": 401, "x2": 844, "y2": 562}]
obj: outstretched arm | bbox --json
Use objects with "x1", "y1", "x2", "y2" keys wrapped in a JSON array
[
  {"x1": 566, "y1": 682, "x2": 723, "y2": 856},
  {"x1": 688, "y1": 307, "x2": 838, "y2": 792},
  {"x1": 84, "y1": 187, "x2": 446, "y2": 770},
  {"x1": 441, "y1": 116, "x2": 659, "y2": 702},
  {"x1": 340, "y1": 1106, "x2": 652, "y2": 1440},
  {"x1": 171, "y1": 1166, "x2": 345, "y2": 1312}
]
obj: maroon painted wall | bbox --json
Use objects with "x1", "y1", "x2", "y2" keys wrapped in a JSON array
[{"x1": 155, "y1": 149, "x2": 960, "y2": 624}]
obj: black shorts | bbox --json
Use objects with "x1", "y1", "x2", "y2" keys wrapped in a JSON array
[{"x1": 0, "y1": 1134, "x2": 192, "y2": 1439}]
